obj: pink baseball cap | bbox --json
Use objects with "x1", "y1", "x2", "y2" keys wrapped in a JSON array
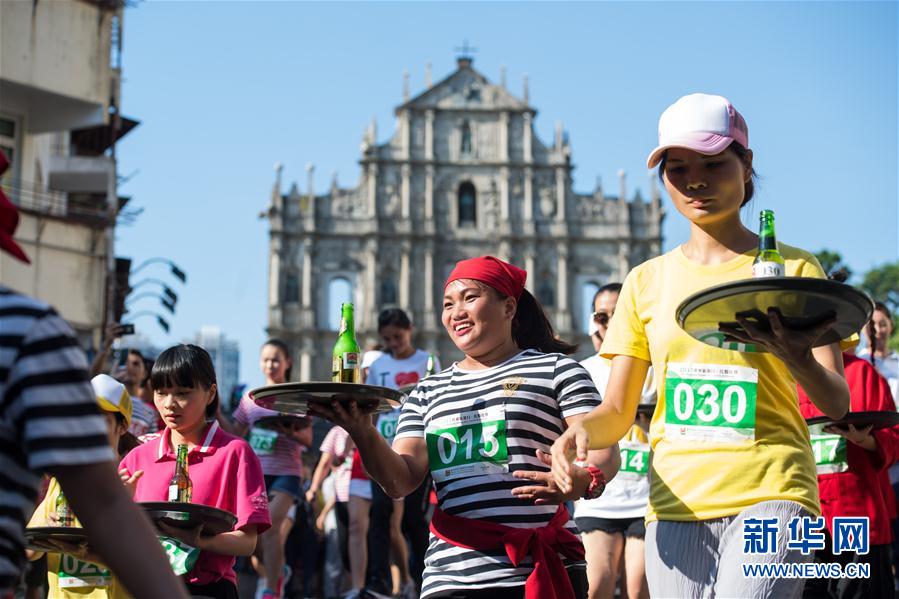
[{"x1": 646, "y1": 93, "x2": 749, "y2": 168}]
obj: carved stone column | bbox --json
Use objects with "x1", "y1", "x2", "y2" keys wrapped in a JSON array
[
  {"x1": 523, "y1": 167, "x2": 534, "y2": 222},
  {"x1": 425, "y1": 109, "x2": 435, "y2": 161},
  {"x1": 400, "y1": 246, "x2": 410, "y2": 308},
  {"x1": 367, "y1": 163, "x2": 378, "y2": 217},
  {"x1": 401, "y1": 164, "x2": 411, "y2": 219},
  {"x1": 425, "y1": 165, "x2": 435, "y2": 221},
  {"x1": 523, "y1": 113, "x2": 533, "y2": 163},
  {"x1": 424, "y1": 248, "x2": 435, "y2": 330},
  {"x1": 555, "y1": 167, "x2": 566, "y2": 222}
]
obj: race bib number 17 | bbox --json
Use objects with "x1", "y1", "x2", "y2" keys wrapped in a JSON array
[{"x1": 664, "y1": 363, "x2": 758, "y2": 443}]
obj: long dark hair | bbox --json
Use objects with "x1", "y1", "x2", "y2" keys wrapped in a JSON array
[
  {"x1": 657, "y1": 141, "x2": 758, "y2": 207},
  {"x1": 869, "y1": 301, "x2": 894, "y2": 364},
  {"x1": 262, "y1": 338, "x2": 292, "y2": 382},
  {"x1": 151, "y1": 344, "x2": 220, "y2": 419},
  {"x1": 485, "y1": 285, "x2": 577, "y2": 355},
  {"x1": 378, "y1": 308, "x2": 412, "y2": 331}
]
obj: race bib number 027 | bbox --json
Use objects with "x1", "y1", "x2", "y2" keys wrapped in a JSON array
[
  {"x1": 425, "y1": 408, "x2": 508, "y2": 483},
  {"x1": 664, "y1": 363, "x2": 758, "y2": 443},
  {"x1": 57, "y1": 555, "x2": 111, "y2": 588}
]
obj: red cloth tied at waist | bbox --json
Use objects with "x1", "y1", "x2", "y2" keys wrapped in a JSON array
[{"x1": 429, "y1": 503, "x2": 584, "y2": 599}]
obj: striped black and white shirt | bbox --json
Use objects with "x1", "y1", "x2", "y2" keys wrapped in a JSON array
[
  {"x1": 395, "y1": 349, "x2": 600, "y2": 597},
  {"x1": 0, "y1": 287, "x2": 114, "y2": 591}
]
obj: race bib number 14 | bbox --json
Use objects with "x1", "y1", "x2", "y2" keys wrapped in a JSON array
[
  {"x1": 664, "y1": 363, "x2": 758, "y2": 443},
  {"x1": 426, "y1": 408, "x2": 508, "y2": 483}
]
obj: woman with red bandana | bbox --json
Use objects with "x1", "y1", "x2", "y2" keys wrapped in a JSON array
[{"x1": 311, "y1": 255, "x2": 619, "y2": 599}]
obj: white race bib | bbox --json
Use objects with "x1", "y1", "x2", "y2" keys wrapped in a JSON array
[
  {"x1": 425, "y1": 407, "x2": 509, "y2": 483},
  {"x1": 664, "y1": 363, "x2": 758, "y2": 443}
]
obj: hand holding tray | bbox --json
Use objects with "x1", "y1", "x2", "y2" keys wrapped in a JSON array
[
  {"x1": 805, "y1": 411, "x2": 899, "y2": 432},
  {"x1": 25, "y1": 527, "x2": 90, "y2": 553},
  {"x1": 677, "y1": 277, "x2": 872, "y2": 353}
]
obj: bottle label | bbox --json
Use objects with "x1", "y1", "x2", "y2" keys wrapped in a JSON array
[
  {"x1": 342, "y1": 352, "x2": 358, "y2": 369},
  {"x1": 752, "y1": 262, "x2": 784, "y2": 278},
  {"x1": 168, "y1": 484, "x2": 179, "y2": 502}
]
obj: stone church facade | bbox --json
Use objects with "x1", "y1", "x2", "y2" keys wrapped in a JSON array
[{"x1": 264, "y1": 56, "x2": 663, "y2": 381}]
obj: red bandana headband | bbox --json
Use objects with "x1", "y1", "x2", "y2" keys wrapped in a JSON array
[
  {"x1": 0, "y1": 150, "x2": 30, "y2": 264},
  {"x1": 445, "y1": 256, "x2": 527, "y2": 300}
]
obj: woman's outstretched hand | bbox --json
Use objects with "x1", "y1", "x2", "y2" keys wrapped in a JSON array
[
  {"x1": 720, "y1": 307, "x2": 837, "y2": 369},
  {"x1": 307, "y1": 399, "x2": 376, "y2": 437},
  {"x1": 549, "y1": 421, "x2": 591, "y2": 494},
  {"x1": 512, "y1": 450, "x2": 589, "y2": 504}
]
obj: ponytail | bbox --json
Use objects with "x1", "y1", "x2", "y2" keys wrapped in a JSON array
[{"x1": 511, "y1": 289, "x2": 578, "y2": 355}]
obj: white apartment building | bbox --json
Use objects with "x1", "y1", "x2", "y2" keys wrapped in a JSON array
[{"x1": 0, "y1": 0, "x2": 136, "y2": 349}]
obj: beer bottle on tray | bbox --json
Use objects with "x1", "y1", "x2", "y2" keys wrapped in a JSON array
[
  {"x1": 168, "y1": 443, "x2": 192, "y2": 503},
  {"x1": 332, "y1": 303, "x2": 361, "y2": 383},
  {"x1": 752, "y1": 209, "x2": 785, "y2": 278}
]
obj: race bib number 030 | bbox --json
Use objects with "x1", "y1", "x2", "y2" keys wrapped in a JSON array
[
  {"x1": 809, "y1": 424, "x2": 849, "y2": 474},
  {"x1": 664, "y1": 363, "x2": 758, "y2": 443},
  {"x1": 57, "y1": 555, "x2": 110, "y2": 588},
  {"x1": 426, "y1": 408, "x2": 508, "y2": 483}
]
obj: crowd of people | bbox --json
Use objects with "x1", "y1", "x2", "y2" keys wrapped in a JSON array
[{"x1": 1, "y1": 92, "x2": 898, "y2": 599}]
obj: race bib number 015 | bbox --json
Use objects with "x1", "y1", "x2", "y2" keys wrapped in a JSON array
[
  {"x1": 664, "y1": 363, "x2": 758, "y2": 443},
  {"x1": 426, "y1": 408, "x2": 508, "y2": 483}
]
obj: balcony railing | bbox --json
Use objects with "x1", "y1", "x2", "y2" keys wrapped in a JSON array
[{"x1": 1, "y1": 177, "x2": 112, "y2": 225}]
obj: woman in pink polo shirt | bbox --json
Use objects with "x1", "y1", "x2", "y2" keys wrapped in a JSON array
[
  {"x1": 119, "y1": 344, "x2": 271, "y2": 599},
  {"x1": 218, "y1": 339, "x2": 312, "y2": 599}
]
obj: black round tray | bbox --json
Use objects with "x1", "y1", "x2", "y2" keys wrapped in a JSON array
[
  {"x1": 253, "y1": 415, "x2": 311, "y2": 430},
  {"x1": 249, "y1": 382, "x2": 404, "y2": 416},
  {"x1": 25, "y1": 527, "x2": 90, "y2": 552},
  {"x1": 677, "y1": 277, "x2": 872, "y2": 353},
  {"x1": 806, "y1": 410, "x2": 899, "y2": 431},
  {"x1": 140, "y1": 502, "x2": 236, "y2": 536}
]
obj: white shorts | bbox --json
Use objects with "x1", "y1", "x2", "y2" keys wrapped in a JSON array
[{"x1": 349, "y1": 478, "x2": 372, "y2": 500}]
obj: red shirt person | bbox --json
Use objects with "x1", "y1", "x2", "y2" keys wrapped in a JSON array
[{"x1": 798, "y1": 352, "x2": 899, "y2": 597}]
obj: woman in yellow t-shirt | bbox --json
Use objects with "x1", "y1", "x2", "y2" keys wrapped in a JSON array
[
  {"x1": 27, "y1": 374, "x2": 141, "y2": 599},
  {"x1": 551, "y1": 93, "x2": 850, "y2": 598}
]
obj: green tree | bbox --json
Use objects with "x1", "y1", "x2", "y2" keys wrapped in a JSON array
[
  {"x1": 860, "y1": 261, "x2": 899, "y2": 352},
  {"x1": 861, "y1": 261, "x2": 899, "y2": 313},
  {"x1": 814, "y1": 249, "x2": 852, "y2": 280}
]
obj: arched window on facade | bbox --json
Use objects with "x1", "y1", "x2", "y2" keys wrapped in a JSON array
[
  {"x1": 327, "y1": 277, "x2": 353, "y2": 331},
  {"x1": 284, "y1": 273, "x2": 299, "y2": 304},
  {"x1": 380, "y1": 278, "x2": 397, "y2": 306},
  {"x1": 460, "y1": 120, "x2": 472, "y2": 155},
  {"x1": 538, "y1": 278, "x2": 555, "y2": 308},
  {"x1": 581, "y1": 281, "x2": 601, "y2": 334},
  {"x1": 458, "y1": 181, "x2": 476, "y2": 227}
]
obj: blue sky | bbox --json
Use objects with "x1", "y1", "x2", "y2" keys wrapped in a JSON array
[{"x1": 116, "y1": 1, "x2": 898, "y2": 388}]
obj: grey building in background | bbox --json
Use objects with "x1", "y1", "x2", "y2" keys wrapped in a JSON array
[
  {"x1": 265, "y1": 56, "x2": 663, "y2": 381},
  {"x1": 190, "y1": 326, "x2": 240, "y2": 412}
]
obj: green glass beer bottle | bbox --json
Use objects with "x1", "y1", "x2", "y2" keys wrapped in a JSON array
[
  {"x1": 426, "y1": 353, "x2": 437, "y2": 376},
  {"x1": 752, "y1": 209, "x2": 785, "y2": 278},
  {"x1": 332, "y1": 303, "x2": 361, "y2": 383},
  {"x1": 55, "y1": 489, "x2": 74, "y2": 527},
  {"x1": 168, "y1": 443, "x2": 192, "y2": 503}
]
